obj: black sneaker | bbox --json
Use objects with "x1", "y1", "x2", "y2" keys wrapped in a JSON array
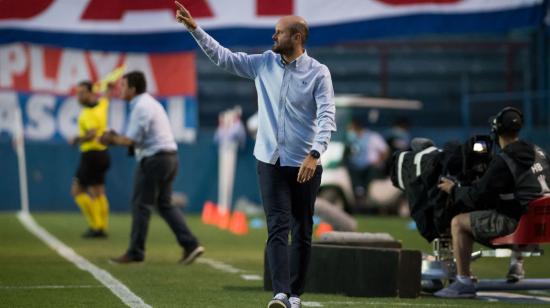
[
  {"x1": 179, "y1": 246, "x2": 204, "y2": 265},
  {"x1": 82, "y1": 229, "x2": 108, "y2": 239}
]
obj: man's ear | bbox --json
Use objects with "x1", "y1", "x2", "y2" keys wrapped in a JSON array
[{"x1": 292, "y1": 32, "x2": 302, "y2": 45}]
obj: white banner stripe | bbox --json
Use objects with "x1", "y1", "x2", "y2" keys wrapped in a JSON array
[
  {"x1": 16, "y1": 211, "x2": 151, "y2": 308},
  {"x1": 0, "y1": 0, "x2": 543, "y2": 32}
]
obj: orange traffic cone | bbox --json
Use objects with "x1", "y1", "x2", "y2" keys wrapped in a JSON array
[
  {"x1": 315, "y1": 222, "x2": 333, "y2": 238},
  {"x1": 201, "y1": 201, "x2": 217, "y2": 225},
  {"x1": 217, "y1": 208, "x2": 231, "y2": 229},
  {"x1": 229, "y1": 210, "x2": 249, "y2": 235}
]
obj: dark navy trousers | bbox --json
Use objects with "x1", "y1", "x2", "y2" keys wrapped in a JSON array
[{"x1": 257, "y1": 159, "x2": 322, "y2": 296}]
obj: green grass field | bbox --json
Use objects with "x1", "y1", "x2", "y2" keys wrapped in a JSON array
[{"x1": 1, "y1": 212, "x2": 550, "y2": 307}]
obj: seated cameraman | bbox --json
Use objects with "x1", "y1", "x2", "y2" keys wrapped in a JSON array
[{"x1": 435, "y1": 107, "x2": 550, "y2": 298}]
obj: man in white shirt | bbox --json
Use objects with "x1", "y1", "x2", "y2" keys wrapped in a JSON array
[{"x1": 101, "y1": 71, "x2": 204, "y2": 265}]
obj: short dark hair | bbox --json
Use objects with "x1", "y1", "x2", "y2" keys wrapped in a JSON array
[
  {"x1": 289, "y1": 22, "x2": 309, "y2": 45},
  {"x1": 78, "y1": 80, "x2": 93, "y2": 92},
  {"x1": 491, "y1": 107, "x2": 522, "y2": 138},
  {"x1": 123, "y1": 71, "x2": 147, "y2": 94}
]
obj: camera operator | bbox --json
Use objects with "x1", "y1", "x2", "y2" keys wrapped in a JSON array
[{"x1": 435, "y1": 107, "x2": 550, "y2": 298}]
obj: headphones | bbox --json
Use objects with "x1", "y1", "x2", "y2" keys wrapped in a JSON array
[{"x1": 491, "y1": 106, "x2": 523, "y2": 134}]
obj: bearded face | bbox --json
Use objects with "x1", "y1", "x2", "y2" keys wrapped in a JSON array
[
  {"x1": 272, "y1": 36, "x2": 294, "y2": 55},
  {"x1": 272, "y1": 25, "x2": 295, "y2": 56}
]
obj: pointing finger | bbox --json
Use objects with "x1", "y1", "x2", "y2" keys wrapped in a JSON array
[
  {"x1": 174, "y1": 1, "x2": 185, "y2": 11},
  {"x1": 176, "y1": 1, "x2": 192, "y2": 17}
]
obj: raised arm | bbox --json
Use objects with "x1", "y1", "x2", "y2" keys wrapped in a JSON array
[{"x1": 175, "y1": 1, "x2": 264, "y2": 79}]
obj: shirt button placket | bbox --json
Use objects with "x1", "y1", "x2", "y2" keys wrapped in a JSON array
[{"x1": 277, "y1": 68, "x2": 288, "y2": 149}]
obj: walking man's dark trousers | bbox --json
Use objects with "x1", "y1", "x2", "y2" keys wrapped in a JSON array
[{"x1": 127, "y1": 152, "x2": 199, "y2": 260}]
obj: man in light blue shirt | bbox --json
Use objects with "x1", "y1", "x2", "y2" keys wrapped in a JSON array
[
  {"x1": 100, "y1": 71, "x2": 204, "y2": 266},
  {"x1": 176, "y1": 3, "x2": 336, "y2": 308},
  {"x1": 125, "y1": 92, "x2": 177, "y2": 162}
]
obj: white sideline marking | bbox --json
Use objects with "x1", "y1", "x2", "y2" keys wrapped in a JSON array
[
  {"x1": 528, "y1": 290, "x2": 550, "y2": 295},
  {"x1": 198, "y1": 258, "x2": 472, "y2": 307},
  {"x1": 0, "y1": 285, "x2": 101, "y2": 290},
  {"x1": 478, "y1": 291, "x2": 550, "y2": 303},
  {"x1": 16, "y1": 211, "x2": 151, "y2": 308},
  {"x1": 240, "y1": 274, "x2": 262, "y2": 281},
  {"x1": 197, "y1": 257, "x2": 244, "y2": 274},
  {"x1": 302, "y1": 302, "x2": 323, "y2": 307},
  {"x1": 197, "y1": 258, "x2": 321, "y2": 307}
]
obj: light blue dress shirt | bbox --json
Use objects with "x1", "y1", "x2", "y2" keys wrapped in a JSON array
[
  {"x1": 125, "y1": 93, "x2": 177, "y2": 162},
  {"x1": 191, "y1": 27, "x2": 336, "y2": 167}
]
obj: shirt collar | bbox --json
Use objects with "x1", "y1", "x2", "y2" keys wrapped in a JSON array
[
  {"x1": 280, "y1": 50, "x2": 309, "y2": 71},
  {"x1": 129, "y1": 93, "x2": 146, "y2": 111},
  {"x1": 83, "y1": 101, "x2": 98, "y2": 108},
  {"x1": 130, "y1": 93, "x2": 146, "y2": 106}
]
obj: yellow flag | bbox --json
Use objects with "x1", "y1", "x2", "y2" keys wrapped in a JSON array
[{"x1": 93, "y1": 64, "x2": 127, "y2": 94}]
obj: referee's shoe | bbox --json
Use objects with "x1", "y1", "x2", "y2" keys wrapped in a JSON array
[{"x1": 82, "y1": 228, "x2": 107, "y2": 239}]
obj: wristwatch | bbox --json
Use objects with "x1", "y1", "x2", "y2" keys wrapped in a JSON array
[{"x1": 309, "y1": 150, "x2": 320, "y2": 159}]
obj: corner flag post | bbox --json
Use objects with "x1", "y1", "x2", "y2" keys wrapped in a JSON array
[{"x1": 13, "y1": 105, "x2": 29, "y2": 213}]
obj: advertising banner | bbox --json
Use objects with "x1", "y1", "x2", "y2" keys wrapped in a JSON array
[
  {"x1": 0, "y1": 0, "x2": 545, "y2": 52},
  {"x1": 0, "y1": 43, "x2": 197, "y2": 142}
]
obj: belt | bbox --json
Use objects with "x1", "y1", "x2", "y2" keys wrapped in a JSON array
[
  {"x1": 153, "y1": 150, "x2": 177, "y2": 156},
  {"x1": 140, "y1": 150, "x2": 177, "y2": 165}
]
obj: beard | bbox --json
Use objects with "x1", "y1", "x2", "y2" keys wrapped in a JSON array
[{"x1": 272, "y1": 40, "x2": 294, "y2": 56}]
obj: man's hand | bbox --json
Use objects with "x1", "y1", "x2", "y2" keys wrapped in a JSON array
[
  {"x1": 99, "y1": 130, "x2": 118, "y2": 145},
  {"x1": 438, "y1": 177, "x2": 456, "y2": 194},
  {"x1": 100, "y1": 129, "x2": 135, "y2": 147},
  {"x1": 175, "y1": 1, "x2": 197, "y2": 30},
  {"x1": 297, "y1": 155, "x2": 318, "y2": 183},
  {"x1": 68, "y1": 136, "x2": 79, "y2": 146},
  {"x1": 69, "y1": 129, "x2": 97, "y2": 145}
]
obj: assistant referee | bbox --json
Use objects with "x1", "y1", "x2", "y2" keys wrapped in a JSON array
[{"x1": 70, "y1": 81, "x2": 111, "y2": 238}]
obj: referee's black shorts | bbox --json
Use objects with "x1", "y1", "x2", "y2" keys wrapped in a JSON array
[{"x1": 75, "y1": 150, "x2": 111, "y2": 187}]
